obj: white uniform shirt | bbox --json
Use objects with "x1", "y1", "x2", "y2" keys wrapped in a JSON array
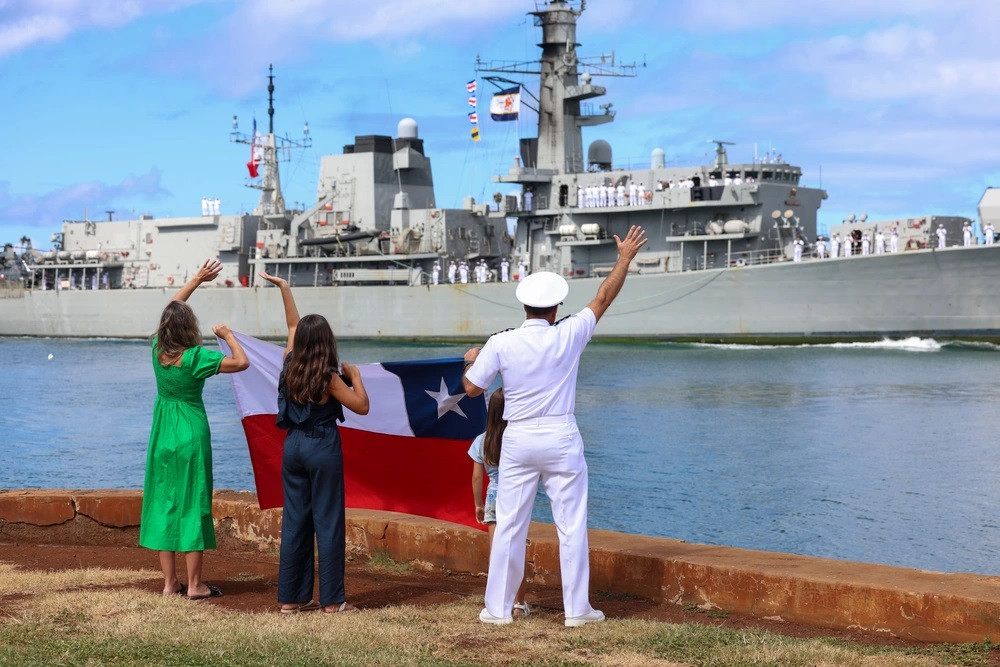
[{"x1": 466, "y1": 308, "x2": 597, "y2": 422}]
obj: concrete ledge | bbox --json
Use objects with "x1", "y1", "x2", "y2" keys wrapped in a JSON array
[{"x1": 2, "y1": 489, "x2": 999, "y2": 643}]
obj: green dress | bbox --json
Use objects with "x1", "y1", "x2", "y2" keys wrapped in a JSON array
[{"x1": 139, "y1": 339, "x2": 225, "y2": 552}]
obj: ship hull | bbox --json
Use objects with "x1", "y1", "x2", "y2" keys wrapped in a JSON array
[{"x1": 3, "y1": 246, "x2": 1000, "y2": 343}]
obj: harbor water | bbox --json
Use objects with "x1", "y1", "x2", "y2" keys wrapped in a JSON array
[{"x1": 1, "y1": 336, "x2": 997, "y2": 575}]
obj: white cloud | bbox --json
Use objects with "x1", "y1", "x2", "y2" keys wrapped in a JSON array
[
  {"x1": 0, "y1": 0, "x2": 198, "y2": 58},
  {"x1": 0, "y1": 169, "x2": 169, "y2": 229}
]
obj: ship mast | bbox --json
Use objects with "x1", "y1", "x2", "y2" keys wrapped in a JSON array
[
  {"x1": 476, "y1": 0, "x2": 635, "y2": 175},
  {"x1": 230, "y1": 65, "x2": 312, "y2": 221}
]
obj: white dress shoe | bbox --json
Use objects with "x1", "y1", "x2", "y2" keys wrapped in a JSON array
[
  {"x1": 564, "y1": 609, "x2": 605, "y2": 627},
  {"x1": 480, "y1": 608, "x2": 513, "y2": 625}
]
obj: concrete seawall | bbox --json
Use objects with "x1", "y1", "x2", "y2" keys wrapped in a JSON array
[{"x1": 2, "y1": 488, "x2": 999, "y2": 644}]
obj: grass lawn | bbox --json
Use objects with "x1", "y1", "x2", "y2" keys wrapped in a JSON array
[{"x1": 0, "y1": 561, "x2": 995, "y2": 666}]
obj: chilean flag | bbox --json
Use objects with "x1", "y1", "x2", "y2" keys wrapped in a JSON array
[
  {"x1": 220, "y1": 333, "x2": 487, "y2": 530},
  {"x1": 246, "y1": 118, "x2": 261, "y2": 179}
]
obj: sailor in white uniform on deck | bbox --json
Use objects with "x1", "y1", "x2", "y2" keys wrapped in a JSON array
[
  {"x1": 816, "y1": 237, "x2": 826, "y2": 259},
  {"x1": 861, "y1": 232, "x2": 871, "y2": 256},
  {"x1": 963, "y1": 221, "x2": 973, "y2": 247},
  {"x1": 637, "y1": 182, "x2": 646, "y2": 205},
  {"x1": 448, "y1": 261, "x2": 457, "y2": 284},
  {"x1": 844, "y1": 235, "x2": 852, "y2": 257},
  {"x1": 793, "y1": 236, "x2": 804, "y2": 262},
  {"x1": 875, "y1": 230, "x2": 885, "y2": 254},
  {"x1": 628, "y1": 180, "x2": 638, "y2": 206},
  {"x1": 936, "y1": 224, "x2": 947, "y2": 249},
  {"x1": 459, "y1": 261, "x2": 469, "y2": 284},
  {"x1": 577, "y1": 186, "x2": 584, "y2": 208},
  {"x1": 517, "y1": 259, "x2": 527, "y2": 281},
  {"x1": 616, "y1": 184, "x2": 625, "y2": 207},
  {"x1": 463, "y1": 225, "x2": 648, "y2": 627},
  {"x1": 890, "y1": 227, "x2": 899, "y2": 253},
  {"x1": 830, "y1": 233, "x2": 840, "y2": 258},
  {"x1": 500, "y1": 259, "x2": 510, "y2": 283},
  {"x1": 985, "y1": 222, "x2": 996, "y2": 245},
  {"x1": 431, "y1": 260, "x2": 440, "y2": 285}
]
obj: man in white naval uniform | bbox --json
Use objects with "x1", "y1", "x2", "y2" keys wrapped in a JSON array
[
  {"x1": 861, "y1": 232, "x2": 871, "y2": 256},
  {"x1": 459, "y1": 261, "x2": 469, "y2": 284},
  {"x1": 431, "y1": 260, "x2": 440, "y2": 285},
  {"x1": 793, "y1": 236, "x2": 804, "y2": 262},
  {"x1": 830, "y1": 233, "x2": 840, "y2": 258},
  {"x1": 500, "y1": 258, "x2": 510, "y2": 282},
  {"x1": 577, "y1": 185, "x2": 584, "y2": 208},
  {"x1": 875, "y1": 230, "x2": 885, "y2": 254},
  {"x1": 890, "y1": 227, "x2": 899, "y2": 253},
  {"x1": 463, "y1": 226, "x2": 648, "y2": 627},
  {"x1": 985, "y1": 222, "x2": 996, "y2": 245},
  {"x1": 936, "y1": 224, "x2": 947, "y2": 249},
  {"x1": 963, "y1": 221, "x2": 973, "y2": 247},
  {"x1": 816, "y1": 237, "x2": 826, "y2": 259},
  {"x1": 447, "y1": 260, "x2": 457, "y2": 284},
  {"x1": 517, "y1": 259, "x2": 527, "y2": 281}
]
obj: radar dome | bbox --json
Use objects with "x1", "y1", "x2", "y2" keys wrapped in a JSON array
[
  {"x1": 397, "y1": 118, "x2": 418, "y2": 139},
  {"x1": 587, "y1": 139, "x2": 612, "y2": 170},
  {"x1": 651, "y1": 148, "x2": 665, "y2": 169}
]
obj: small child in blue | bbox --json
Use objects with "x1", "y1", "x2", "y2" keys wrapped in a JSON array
[{"x1": 469, "y1": 388, "x2": 528, "y2": 617}]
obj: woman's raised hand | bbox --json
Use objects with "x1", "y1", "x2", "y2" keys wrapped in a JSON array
[
  {"x1": 258, "y1": 271, "x2": 288, "y2": 287},
  {"x1": 195, "y1": 259, "x2": 223, "y2": 283},
  {"x1": 212, "y1": 324, "x2": 233, "y2": 339}
]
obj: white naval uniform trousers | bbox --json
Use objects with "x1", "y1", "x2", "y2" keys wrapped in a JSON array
[{"x1": 466, "y1": 308, "x2": 598, "y2": 620}]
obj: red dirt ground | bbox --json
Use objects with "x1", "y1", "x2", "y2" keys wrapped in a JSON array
[{"x1": 1, "y1": 542, "x2": 998, "y2": 664}]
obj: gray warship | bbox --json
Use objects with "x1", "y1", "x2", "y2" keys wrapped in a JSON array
[{"x1": 3, "y1": 0, "x2": 1000, "y2": 342}]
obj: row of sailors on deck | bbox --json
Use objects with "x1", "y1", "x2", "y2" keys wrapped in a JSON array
[
  {"x1": 792, "y1": 221, "x2": 994, "y2": 262},
  {"x1": 576, "y1": 183, "x2": 650, "y2": 208},
  {"x1": 432, "y1": 258, "x2": 528, "y2": 285}
]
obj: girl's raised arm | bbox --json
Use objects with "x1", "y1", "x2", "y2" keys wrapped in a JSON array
[{"x1": 258, "y1": 272, "x2": 300, "y2": 357}]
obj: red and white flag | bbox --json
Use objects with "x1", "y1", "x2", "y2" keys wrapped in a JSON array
[
  {"x1": 220, "y1": 333, "x2": 488, "y2": 530},
  {"x1": 246, "y1": 118, "x2": 261, "y2": 179}
]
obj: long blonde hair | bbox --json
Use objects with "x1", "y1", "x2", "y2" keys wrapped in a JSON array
[{"x1": 153, "y1": 301, "x2": 200, "y2": 363}]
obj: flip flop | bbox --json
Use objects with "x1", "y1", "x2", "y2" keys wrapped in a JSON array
[
  {"x1": 185, "y1": 584, "x2": 223, "y2": 601},
  {"x1": 280, "y1": 600, "x2": 321, "y2": 614},
  {"x1": 322, "y1": 601, "x2": 358, "y2": 614},
  {"x1": 513, "y1": 602, "x2": 531, "y2": 618}
]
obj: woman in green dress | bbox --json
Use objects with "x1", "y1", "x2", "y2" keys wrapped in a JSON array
[{"x1": 139, "y1": 259, "x2": 249, "y2": 598}]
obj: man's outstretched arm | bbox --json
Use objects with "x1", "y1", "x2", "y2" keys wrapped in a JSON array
[{"x1": 587, "y1": 225, "x2": 648, "y2": 322}]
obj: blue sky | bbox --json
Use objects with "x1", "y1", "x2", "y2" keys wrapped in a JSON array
[{"x1": 3, "y1": 0, "x2": 999, "y2": 248}]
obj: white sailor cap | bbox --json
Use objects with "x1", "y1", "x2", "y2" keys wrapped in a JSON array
[{"x1": 515, "y1": 271, "x2": 568, "y2": 308}]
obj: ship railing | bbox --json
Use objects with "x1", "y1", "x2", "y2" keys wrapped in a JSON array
[{"x1": 725, "y1": 247, "x2": 784, "y2": 268}]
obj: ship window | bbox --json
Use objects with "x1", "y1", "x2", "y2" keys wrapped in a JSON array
[{"x1": 460, "y1": 227, "x2": 467, "y2": 239}]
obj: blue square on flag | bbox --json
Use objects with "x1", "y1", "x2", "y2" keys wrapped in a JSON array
[{"x1": 382, "y1": 359, "x2": 486, "y2": 439}]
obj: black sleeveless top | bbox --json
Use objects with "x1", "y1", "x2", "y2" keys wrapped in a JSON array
[{"x1": 276, "y1": 355, "x2": 345, "y2": 439}]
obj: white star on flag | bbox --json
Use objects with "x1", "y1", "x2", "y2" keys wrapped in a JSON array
[{"x1": 425, "y1": 377, "x2": 468, "y2": 419}]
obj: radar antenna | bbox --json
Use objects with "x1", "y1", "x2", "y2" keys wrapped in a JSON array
[
  {"x1": 708, "y1": 140, "x2": 735, "y2": 168},
  {"x1": 230, "y1": 64, "x2": 312, "y2": 219}
]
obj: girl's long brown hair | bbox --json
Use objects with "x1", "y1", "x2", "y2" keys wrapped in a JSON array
[
  {"x1": 482, "y1": 388, "x2": 507, "y2": 467},
  {"x1": 284, "y1": 314, "x2": 339, "y2": 404},
  {"x1": 153, "y1": 301, "x2": 201, "y2": 364}
]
